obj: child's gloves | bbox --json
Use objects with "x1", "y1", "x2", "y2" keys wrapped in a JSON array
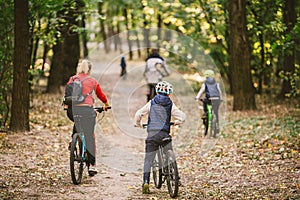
[{"x1": 134, "y1": 124, "x2": 142, "y2": 128}]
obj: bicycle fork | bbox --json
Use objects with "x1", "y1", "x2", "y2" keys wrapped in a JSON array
[{"x1": 78, "y1": 133, "x2": 87, "y2": 161}]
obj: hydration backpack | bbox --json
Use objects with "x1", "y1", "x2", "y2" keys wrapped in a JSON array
[
  {"x1": 63, "y1": 76, "x2": 91, "y2": 106},
  {"x1": 205, "y1": 77, "x2": 220, "y2": 98}
]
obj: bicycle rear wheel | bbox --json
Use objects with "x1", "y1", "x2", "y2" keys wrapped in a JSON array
[
  {"x1": 212, "y1": 113, "x2": 217, "y2": 138},
  {"x1": 148, "y1": 84, "x2": 156, "y2": 101},
  {"x1": 209, "y1": 117, "x2": 213, "y2": 137},
  {"x1": 203, "y1": 117, "x2": 208, "y2": 136},
  {"x1": 166, "y1": 150, "x2": 179, "y2": 198},
  {"x1": 152, "y1": 151, "x2": 162, "y2": 189},
  {"x1": 70, "y1": 133, "x2": 84, "y2": 185}
]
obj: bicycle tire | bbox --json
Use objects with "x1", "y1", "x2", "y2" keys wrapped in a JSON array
[
  {"x1": 152, "y1": 150, "x2": 162, "y2": 189},
  {"x1": 150, "y1": 85, "x2": 155, "y2": 100},
  {"x1": 166, "y1": 150, "x2": 179, "y2": 198},
  {"x1": 212, "y1": 112, "x2": 217, "y2": 138},
  {"x1": 70, "y1": 133, "x2": 84, "y2": 185},
  {"x1": 209, "y1": 117, "x2": 213, "y2": 137},
  {"x1": 203, "y1": 117, "x2": 208, "y2": 136}
]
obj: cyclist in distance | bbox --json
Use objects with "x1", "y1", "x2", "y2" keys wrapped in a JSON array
[
  {"x1": 134, "y1": 81, "x2": 186, "y2": 194},
  {"x1": 144, "y1": 49, "x2": 170, "y2": 101},
  {"x1": 66, "y1": 59, "x2": 110, "y2": 175},
  {"x1": 195, "y1": 69, "x2": 222, "y2": 132}
]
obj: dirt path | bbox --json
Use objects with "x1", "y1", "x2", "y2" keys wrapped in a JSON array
[
  {"x1": 1, "y1": 50, "x2": 298, "y2": 200},
  {"x1": 0, "y1": 50, "x2": 227, "y2": 199},
  {"x1": 89, "y1": 55, "x2": 146, "y2": 199},
  {"x1": 87, "y1": 51, "x2": 219, "y2": 199},
  {"x1": 57, "y1": 50, "x2": 208, "y2": 199}
]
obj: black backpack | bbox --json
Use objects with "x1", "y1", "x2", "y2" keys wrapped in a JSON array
[{"x1": 63, "y1": 76, "x2": 91, "y2": 106}]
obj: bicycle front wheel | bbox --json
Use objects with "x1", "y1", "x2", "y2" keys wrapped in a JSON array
[
  {"x1": 152, "y1": 151, "x2": 162, "y2": 189},
  {"x1": 70, "y1": 133, "x2": 84, "y2": 185},
  {"x1": 166, "y1": 150, "x2": 179, "y2": 198}
]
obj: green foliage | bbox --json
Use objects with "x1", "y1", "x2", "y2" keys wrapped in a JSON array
[
  {"x1": 278, "y1": 64, "x2": 300, "y2": 97},
  {"x1": 283, "y1": 115, "x2": 300, "y2": 137}
]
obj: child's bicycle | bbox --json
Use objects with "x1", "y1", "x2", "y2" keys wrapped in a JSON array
[
  {"x1": 69, "y1": 106, "x2": 110, "y2": 185},
  {"x1": 143, "y1": 122, "x2": 179, "y2": 198},
  {"x1": 200, "y1": 98, "x2": 220, "y2": 138}
]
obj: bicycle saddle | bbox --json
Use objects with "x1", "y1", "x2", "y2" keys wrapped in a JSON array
[{"x1": 162, "y1": 137, "x2": 172, "y2": 143}]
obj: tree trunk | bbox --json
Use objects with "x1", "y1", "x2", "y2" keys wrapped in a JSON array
[
  {"x1": 10, "y1": 0, "x2": 30, "y2": 132},
  {"x1": 134, "y1": 30, "x2": 141, "y2": 58},
  {"x1": 41, "y1": 15, "x2": 51, "y2": 74},
  {"x1": 116, "y1": 20, "x2": 123, "y2": 53},
  {"x1": 47, "y1": 36, "x2": 64, "y2": 93},
  {"x1": 123, "y1": 8, "x2": 133, "y2": 60},
  {"x1": 61, "y1": 2, "x2": 81, "y2": 84},
  {"x1": 157, "y1": 13, "x2": 162, "y2": 49},
  {"x1": 229, "y1": 0, "x2": 256, "y2": 110},
  {"x1": 141, "y1": 1, "x2": 150, "y2": 56},
  {"x1": 31, "y1": 19, "x2": 41, "y2": 69},
  {"x1": 98, "y1": 1, "x2": 109, "y2": 53},
  {"x1": 47, "y1": 1, "x2": 83, "y2": 92},
  {"x1": 81, "y1": 13, "x2": 89, "y2": 58},
  {"x1": 279, "y1": 0, "x2": 296, "y2": 98},
  {"x1": 62, "y1": 30, "x2": 80, "y2": 84}
]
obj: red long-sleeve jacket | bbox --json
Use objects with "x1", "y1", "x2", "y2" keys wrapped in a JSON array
[{"x1": 67, "y1": 73, "x2": 108, "y2": 106}]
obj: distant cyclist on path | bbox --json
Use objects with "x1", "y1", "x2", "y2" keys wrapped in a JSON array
[
  {"x1": 144, "y1": 49, "x2": 170, "y2": 101},
  {"x1": 195, "y1": 69, "x2": 222, "y2": 132}
]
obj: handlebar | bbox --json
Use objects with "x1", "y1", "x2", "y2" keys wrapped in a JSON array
[
  {"x1": 94, "y1": 106, "x2": 111, "y2": 113},
  {"x1": 197, "y1": 98, "x2": 222, "y2": 102},
  {"x1": 64, "y1": 106, "x2": 112, "y2": 112},
  {"x1": 142, "y1": 122, "x2": 175, "y2": 129}
]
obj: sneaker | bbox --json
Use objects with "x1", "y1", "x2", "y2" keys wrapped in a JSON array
[
  {"x1": 142, "y1": 183, "x2": 150, "y2": 194},
  {"x1": 88, "y1": 165, "x2": 98, "y2": 176}
]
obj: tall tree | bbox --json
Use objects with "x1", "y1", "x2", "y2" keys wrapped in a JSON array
[
  {"x1": 47, "y1": 35, "x2": 64, "y2": 93},
  {"x1": 123, "y1": 7, "x2": 133, "y2": 60},
  {"x1": 228, "y1": 0, "x2": 256, "y2": 110},
  {"x1": 98, "y1": 1, "x2": 109, "y2": 53},
  {"x1": 62, "y1": 0, "x2": 83, "y2": 84},
  {"x1": 81, "y1": 13, "x2": 89, "y2": 58},
  {"x1": 279, "y1": 0, "x2": 296, "y2": 98},
  {"x1": 47, "y1": 0, "x2": 83, "y2": 92},
  {"x1": 10, "y1": 0, "x2": 30, "y2": 131}
]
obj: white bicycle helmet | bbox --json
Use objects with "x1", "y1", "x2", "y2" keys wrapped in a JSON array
[
  {"x1": 155, "y1": 81, "x2": 173, "y2": 95},
  {"x1": 204, "y1": 69, "x2": 215, "y2": 77}
]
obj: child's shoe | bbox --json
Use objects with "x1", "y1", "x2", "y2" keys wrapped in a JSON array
[{"x1": 142, "y1": 183, "x2": 150, "y2": 194}]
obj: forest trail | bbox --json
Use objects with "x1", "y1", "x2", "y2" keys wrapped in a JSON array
[
  {"x1": 58, "y1": 49, "x2": 227, "y2": 199},
  {"x1": 85, "y1": 50, "x2": 203, "y2": 199},
  {"x1": 0, "y1": 50, "x2": 299, "y2": 200}
]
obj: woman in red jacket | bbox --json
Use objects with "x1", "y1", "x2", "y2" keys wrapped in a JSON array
[{"x1": 66, "y1": 59, "x2": 110, "y2": 175}]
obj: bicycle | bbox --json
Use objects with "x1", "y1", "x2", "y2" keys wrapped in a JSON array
[
  {"x1": 69, "y1": 106, "x2": 110, "y2": 185},
  {"x1": 148, "y1": 83, "x2": 157, "y2": 101},
  {"x1": 200, "y1": 98, "x2": 220, "y2": 138},
  {"x1": 143, "y1": 122, "x2": 179, "y2": 198},
  {"x1": 144, "y1": 63, "x2": 170, "y2": 101}
]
